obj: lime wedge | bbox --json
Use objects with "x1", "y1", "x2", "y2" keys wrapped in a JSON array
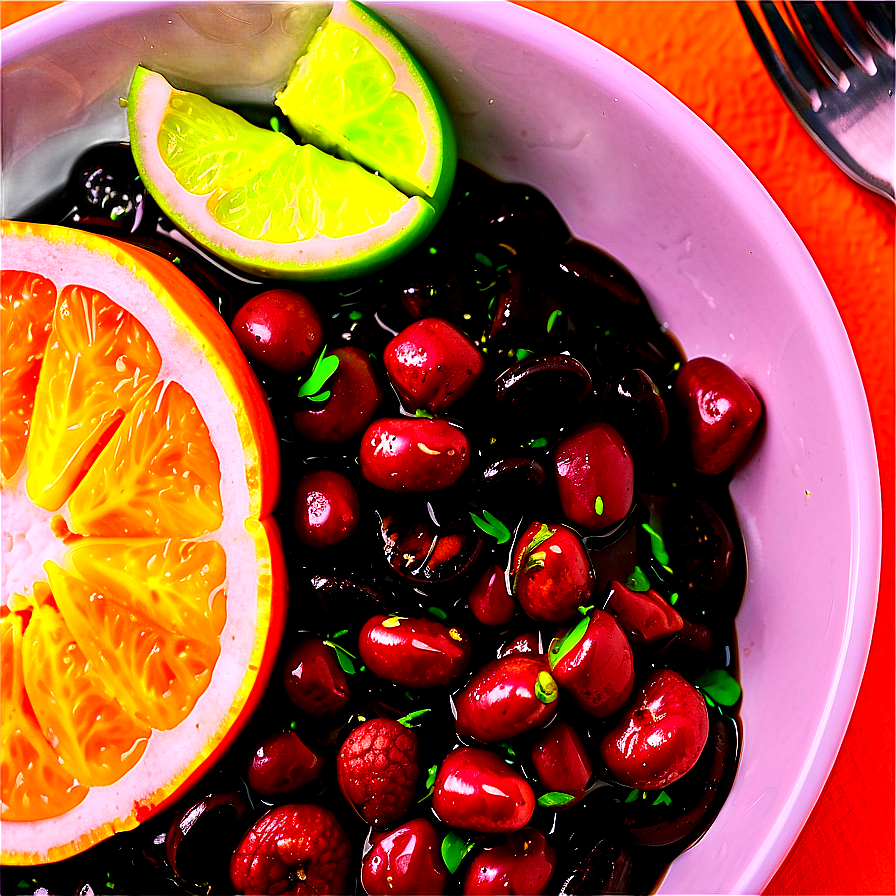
[
  {"x1": 127, "y1": 1, "x2": 456, "y2": 281},
  {"x1": 275, "y1": 1, "x2": 456, "y2": 214}
]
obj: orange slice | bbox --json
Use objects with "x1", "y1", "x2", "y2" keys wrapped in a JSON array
[{"x1": 0, "y1": 220, "x2": 287, "y2": 866}]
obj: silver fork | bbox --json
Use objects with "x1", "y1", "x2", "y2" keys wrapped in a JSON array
[{"x1": 738, "y1": 1, "x2": 895, "y2": 203}]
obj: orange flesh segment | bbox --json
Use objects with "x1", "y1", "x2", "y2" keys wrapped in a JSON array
[
  {"x1": 0, "y1": 270, "x2": 57, "y2": 480},
  {"x1": 22, "y1": 598, "x2": 151, "y2": 788},
  {"x1": 2, "y1": 268, "x2": 230, "y2": 822},
  {"x1": 1, "y1": 607, "x2": 89, "y2": 821},
  {"x1": 25, "y1": 283, "x2": 162, "y2": 511},
  {"x1": 68, "y1": 379, "x2": 224, "y2": 538},
  {"x1": 46, "y1": 539, "x2": 225, "y2": 732}
]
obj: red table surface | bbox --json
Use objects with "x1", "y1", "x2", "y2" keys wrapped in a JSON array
[{"x1": 2, "y1": 2, "x2": 893, "y2": 894}]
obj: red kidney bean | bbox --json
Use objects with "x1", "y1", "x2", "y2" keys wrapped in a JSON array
[
  {"x1": 360, "y1": 416, "x2": 471, "y2": 492},
  {"x1": 468, "y1": 563, "x2": 516, "y2": 626},
  {"x1": 293, "y1": 469, "x2": 360, "y2": 548},
  {"x1": 673, "y1": 356, "x2": 762, "y2": 475},
  {"x1": 552, "y1": 421, "x2": 634, "y2": 530},
  {"x1": 599, "y1": 669, "x2": 709, "y2": 790},
  {"x1": 293, "y1": 346, "x2": 383, "y2": 443},
  {"x1": 231, "y1": 288, "x2": 323, "y2": 373},
  {"x1": 530, "y1": 721, "x2": 594, "y2": 807},
  {"x1": 358, "y1": 614, "x2": 472, "y2": 688},
  {"x1": 547, "y1": 608, "x2": 634, "y2": 718},
  {"x1": 247, "y1": 731, "x2": 324, "y2": 796},
  {"x1": 384, "y1": 317, "x2": 484, "y2": 412},
  {"x1": 454, "y1": 655, "x2": 558, "y2": 742},
  {"x1": 282, "y1": 637, "x2": 350, "y2": 717}
]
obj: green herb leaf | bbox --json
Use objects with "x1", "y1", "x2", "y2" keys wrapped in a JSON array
[
  {"x1": 474, "y1": 251, "x2": 493, "y2": 267},
  {"x1": 428, "y1": 606, "x2": 447, "y2": 619},
  {"x1": 441, "y1": 831, "x2": 476, "y2": 874},
  {"x1": 546, "y1": 309, "x2": 563, "y2": 333},
  {"x1": 642, "y1": 521, "x2": 670, "y2": 567},
  {"x1": 695, "y1": 668, "x2": 742, "y2": 706},
  {"x1": 537, "y1": 792, "x2": 575, "y2": 807},
  {"x1": 323, "y1": 639, "x2": 356, "y2": 675},
  {"x1": 535, "y1": 670, "x2": 559, "y2": 704},
  {"x1": 528, "y1": 437, "x2": 548, "y2": 448},
  {"x1": 415, "y1": 408, "x2": 435, "y2": 419},
  {"x1": 524, "y1": 550, "x2": 546, "y2": 573},
  {"x1": 626, "y1": 565, "x2": 651, "y2": 592},
  {"x1": 548, "y1": 612, "x2": 591, "y2": 668},
  {"x1": 297, "y1": 347, "x2": 339, "y2": 401},
  {"x1": 594, "y1": 495, "x2": 604, "y2": 515},
  {"x1": 426, "y1": 764, "x2": 439, "y2": 790},
  {"x1": 624, "y1": 788, "x2": 641, "y2": 803},
  {"x1": 652, "y1": 790, "x2": 672, "y2": 806},
  {"x1": 469, "y1": 509, "x2": 511, "y2": 544},
  {"x1": 397, "y1": 708, "x2": 431, "y2": 727},
  {"x1": 670, "y1": 592, "x2": 679, "y2": 605},
  {"x1": 515, "y1": 348, "x2": 534, "y2": 361},
  {"x1": 306, "y1": 390, "x2": 330, "y2": 402},
  {"x1": 348, "y1": 309, "x2": 363, "y2": 320},
  {"x1": 524, "y1": 523, "x2": 554, "y2": 555}
]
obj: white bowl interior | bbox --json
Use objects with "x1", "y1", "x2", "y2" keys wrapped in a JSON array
[{"x1": 1, "y1": 3, "x2": 882, "y2": 893}]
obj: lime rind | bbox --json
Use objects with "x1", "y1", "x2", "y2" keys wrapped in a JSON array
[
  {"x1": 276, "y1": 0, "x2": 457, "y2": 214},
  {"x1": 129, "y1": 66, "x2": 435, "y2": 280}
]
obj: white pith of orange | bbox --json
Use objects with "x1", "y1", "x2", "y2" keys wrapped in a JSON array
[{"x1": 1, "y1": 220, "x2": 286, "y2": 866}]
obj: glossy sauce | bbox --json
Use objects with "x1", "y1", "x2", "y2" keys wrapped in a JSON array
[{"x1": 14, "y1": 143, "x2": 744, "y2": 896}]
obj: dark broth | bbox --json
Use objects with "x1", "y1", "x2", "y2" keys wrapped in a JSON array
[{"x1": 5, "y1": 143, "x2": 744, "y2": 896}]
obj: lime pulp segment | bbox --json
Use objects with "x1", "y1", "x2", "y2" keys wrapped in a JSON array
[
  {"x1": 159, "y1": 89, "x2": 408, "y2": 242},
  {"x1": 276, "y1": 14, "x2": 429, "y2": 197}
]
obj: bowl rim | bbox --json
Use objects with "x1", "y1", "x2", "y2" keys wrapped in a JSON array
[{"x1": 0, "y1": 1, "x2": 883, "y2": 893}]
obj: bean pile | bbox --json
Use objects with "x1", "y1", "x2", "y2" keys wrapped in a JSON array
[{"x1": 12, "y1": 144, "x2": 761, "y2": 896}]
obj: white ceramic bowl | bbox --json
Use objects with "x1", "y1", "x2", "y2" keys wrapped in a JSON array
[{"x1": 1, "y1": 3, "x2": 882, "y2": 893}]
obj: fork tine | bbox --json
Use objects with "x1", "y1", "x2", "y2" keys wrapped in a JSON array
[
  {"x1": 789, "y1": 3, "x2": 854, "y2": 88},
  {"x1": 738, "y1": 2, "x2": 821, "y2": 110},
  {"x1": 756, "y1": 2, "x2": 825, "y2": 98},
  {"x1": 854, "y1": 1, "x2": 896, "y2": 54},
  {"x1": 824, "y1": 3, "x2": 879, "y2": 73}
]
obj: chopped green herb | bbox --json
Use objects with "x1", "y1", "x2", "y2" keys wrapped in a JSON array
[
  {"x1": 298, "y1": 346, "x2": 339, "y2": 402},
  {"x1": 426, "y1": 764, "x2": 439, "y2": 790},
  {"x1": 695, "y1": 668, "x2": 742, "y2": 706},
  {"x1": 524, "y1": 550, "x2": 546, "y2": 573},
  {"x1": 515, "y1": 348, "x2": 534, "y2": 361},
  {"x1": 441, "y1": 831, "x2": 476, "y2": 874},
  {"x1": 594, "y1": 495, "x2": 604, "y2": 515},
  {"x1": 652, "y1": 790, "x2": 672, "y2": 806},
  {"x1": 535, "y1": 670, "x2": 559, "y2": 704},
  {"x1": 348, "y1": 309, "x2": 363, "y2": 320},
  {"x1": 577, "y1": 604, "x2": 595, "y2": 616},
  {"x1": 322, "y1": 639, "x2": 357, "y2": 675},
  {"x1": 537, "y1": 792, "x2": 575, "y2": 807},
  {"x1": 428, "y1": 605, "x2": 447, "y2": 619},
  {"x1": 415, "y1": 408, "x2": 435, "y2": 419},
  {"x1": 670, "y1": 592, "x2": 679, "y2": 605},
  {"x1": 624, "y1": 788, "x2": 640, "y2": 803},
  {"x1": 528, "y1": 437, "x2": 549, "y2": 448},
  {"x1": 474, "y1": 251, "x2": 493, "y2": 267},
  {"x1": 546, "y1": 309, "x2": 563, "y2": 333},
  {"x1": 269, "y1": 116, "x2": 281, "y2": 131},
  {"x1": 548, "y1": 612, "x2": 591, "y2": 667},
  {"x1": 642, "y1": 521, "x2": 670, "y2": 567},
  {"x1": 397, "y1": 708, "x2": 431, "y2": 727},
  {"x1": 469, "y1": 509, "x2": 511, "y2": 544},
  {"x1": 626, "y1": 565, "x2": 651, "y2": 592},
  {"x1": 429, "y1": 245, "x2": 438, "y2": 254}
]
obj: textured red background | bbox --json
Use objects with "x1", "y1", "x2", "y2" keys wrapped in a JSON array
[{"x1": 2, "y1": 2, "x2": 894, "y2": 894}]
